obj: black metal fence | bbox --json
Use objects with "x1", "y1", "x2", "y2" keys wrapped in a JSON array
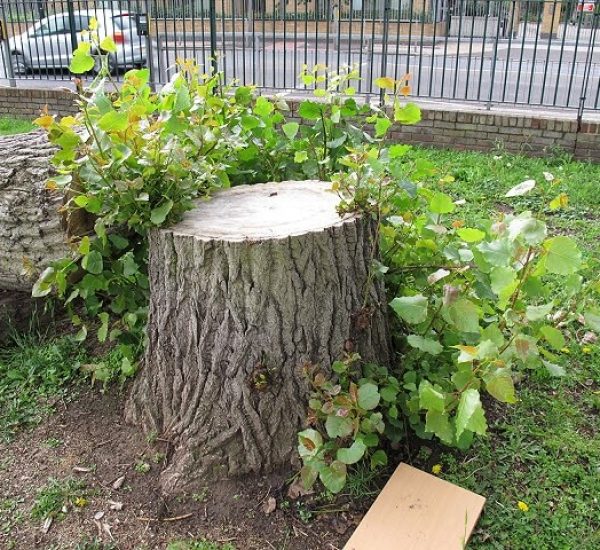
[{"x1": 0, "y1": 1, "x2": 599, "y2": 112}]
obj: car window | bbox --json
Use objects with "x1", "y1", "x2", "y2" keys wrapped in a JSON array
[
  {"x1": 113, "y1": 15, "x2": 137, "y2": 33},
  {"x1": 73, "y1": 15, "x2": 91, "y2": 32},
  {"x1": 36, "y1": 15, "x2": 70, "y2": 35}
]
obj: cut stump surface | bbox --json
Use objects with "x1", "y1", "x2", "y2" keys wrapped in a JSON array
[{"x1": 126, "y1": 180, "x2": 391, "y2": 493}]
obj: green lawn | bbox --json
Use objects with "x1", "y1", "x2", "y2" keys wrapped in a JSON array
[
  {"x1": 0, "y1": 116, "x2": 34, "y2": 135},
  {"x1": 406, "y1": 148, "x2": 600, "y2": 549}
]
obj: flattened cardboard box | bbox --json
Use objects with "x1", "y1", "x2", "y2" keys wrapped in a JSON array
[{"x1": 344, "y1": 463, "x2": 486, "y2": 550}]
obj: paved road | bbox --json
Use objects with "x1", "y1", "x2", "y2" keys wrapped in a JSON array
[{"x1": 2, "y1": 37, "x2": 599, "y2": 110}]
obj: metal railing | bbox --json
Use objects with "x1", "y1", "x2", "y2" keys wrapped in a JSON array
[{"x1": 0, "y1": 1, "x2": 598, "y2": 112}]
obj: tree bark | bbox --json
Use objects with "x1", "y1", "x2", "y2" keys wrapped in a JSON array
[
  {"x1": 126, "y1": 180, "x2": 391, "y2": 493},
  {"x1": 0, "y1": 131, "x2": 70, "y2": 291}
]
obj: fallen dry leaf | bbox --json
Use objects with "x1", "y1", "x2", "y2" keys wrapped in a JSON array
[
  {"x1": 262, "y1": 497, "x2": 277, "y2": 515},
  {"x1": 112, "y1": 475, "x2": 126, "y2": 490}
]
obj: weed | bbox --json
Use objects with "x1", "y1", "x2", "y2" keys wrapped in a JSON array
[
  {"x1": 134, "y1": 461, "x2": 151, "y2": 474},
  {"x1": 191, "y1": 488, "x2": 208, "y2": 503},
  {"x1": 167, "y1": 540, "x2": 236, "y2": 550},
  {"x1": 0, "y1": 117, "x2": 34, "y2": 135},
  {"x1": 44, "y1": 437, "x2": 63, "y2": 449},
  {"x1": 30, "y1": 478, "x2": 87, "y2": 521}
]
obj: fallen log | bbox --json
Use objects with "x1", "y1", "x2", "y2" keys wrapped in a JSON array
[
  {"x1": 126, "y1": 180, "x2": 391, "y2": 493},
  {"x1": 0, "y1": 131, "x2": 70, "y2": 292}
]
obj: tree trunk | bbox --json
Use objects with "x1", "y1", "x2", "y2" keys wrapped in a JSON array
[
  {"x1": 126, "y1": 180, "x2": 391, "y2": 493},
  {"x1": 0, "y1": 131, "x2": 70, "y2": 291}
]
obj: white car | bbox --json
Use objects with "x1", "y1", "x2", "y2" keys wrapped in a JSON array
[{"x1": 8, "y1": 10, "x2": 146, "y2": 74}]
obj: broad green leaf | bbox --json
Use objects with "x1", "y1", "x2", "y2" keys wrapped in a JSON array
[
  {"x1": 429, "y1": 192, "x2": 455, "y2": 214},
  {"x1": 298, "y1": 429, "x2": 323, "y2": 457},
  {"x1": 418, "y1": 380, "x2": 445, "y2": 413},
  {"x1": 544, "y1": 236, "x2": 581, "y2": 275},
  {"x1": 319, "y1": 461, "x2": 347, "y2": 494},
  {"x1": 388, "y1": 144, "x2": 411, "y2": 158},
  {"x1": 325, "y1": 415, "x2": 353, "y2": 439},
  {"x1": 457, "y1": 227, "x2": 485, "y2": 243},
  {"x1": 99, "y1": 36, "x2": 117, "y2": 53},
  {"x1": 490, "y1": 266, "x2": 517, "y2": 306},
  {"x1": 294, "y1": 151, "x2": 308, "y2": 163},
  {"x1": 477, "y1": 239, "x2": 512, "y2": 267},
  {"x1": 150, "y1": 199, "x2": 174, "y2": 225},
  {"x1": 526, "y1": 303, "x2": 553, "y2": 322},
  {"x1": 542, "y1": 360, "x2": 566, "y2": 377},
  {"x1": 374, "y1": 76, "x2": 395, "y2": 90},
  {"x1": 358, "y1": 383, "x2": 380, "y2": 410},
  {"x1": 337, "y1": 440, "x2": 367, "y2": 465},
  {"x1": 514, "y1": 335, "x2": 539, "y2": 360},
  {"x1": 98, "y1": 110, "x2": 129, "y2": 133},
  {"x1": 508, "y1": 216, "x2": 547, "y2": 245},
  {"x1": 394, "y1": 103, "x2": 421, "y2": 125},
  {"x1": 120, "y1": 253, "x2": 138, "y2": 277},
  {"x1": 380, "y1": 385, "x2": 398, "y2": 402},
  {"x1": 300, "y1": 464, "x2": 318, "y2": 489},
  {"x1": 505, "y1": 179, "x2": 536, "y2": 197},
  {"x1": 390, "y1": 295, "x2": 428, "y2": 324},
  {"x1": 253, "y1": 96, "x2": 274, "y2": 117},
  {"x1": 97, "y1": 312, "x2": 110, "y2": 343},
  {"x1": 297, "y1": 101, "x2": 322, "y2": 120},
  {"x1": 407, "y1": 334, "x2": 444, "y2": 355},
  {"x1": 78, "y1": 236, "x2": 91, "y2": 255},
  {"x1": 69, "y1": 43, "x2": 94, "y2": 73},
  {"x1": 584, "y1": 308, "x2": 600, "y2": 331},
  {"x1": 370, "y1": 449, "x2": 388, "y2": 469},
  {"x1": 484, "y1": 368, "x2": 516, "y2": 403},
  {"x1": 425, "y1": 409, "x2": 454, "y2": 444},
  {"x1": 539, "y1": 325, "x2": 565, "y2": 351},
  {"x1": 374, "y1": 117, "x2": 392, "y2": 137},
  {"x1": 31, "y1": 266, "x2": 55, "y2": 298},
  {"x1": 482, "y1": 323, "x2": 505, "y2": 348},
  {"x1": 445, "y1": 298, "x2": 480, "y2": 333},
  {"x1": 456, "y1": 389, "x2": 487, "y2": 438},
  {"x1": 82, "y1": 251, "x2": 103, "y2": 275},
  {"x1": 282, "y1": 122, "x2": 299, "y2": 140}
]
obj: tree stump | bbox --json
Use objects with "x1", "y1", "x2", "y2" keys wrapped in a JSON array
[
  {"x1": 126, "y1": 180, "x2": 391, "y2": 493},
  {"x1": 0, "y1": 131, "x2": 70, "y2": 291}
]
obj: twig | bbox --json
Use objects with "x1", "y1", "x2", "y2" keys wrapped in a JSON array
[{"x1": 137, "y1": 512, "x2": 194, "y2": 523}]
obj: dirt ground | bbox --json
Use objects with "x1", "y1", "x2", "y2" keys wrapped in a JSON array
[{"x1": 0, "y1": 387, "x2": 380, "y2": 550}]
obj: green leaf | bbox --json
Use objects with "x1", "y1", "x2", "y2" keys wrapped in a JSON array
[
  {"x1": 82, "y1": 251, "x2": 103, "y2": 275},
  {"x1": 445, "y1": 298, "x2": 480, "y2": 333},
  {"x1": 505, "y1": 179, "x2": 536, "y2": 197},
  {"x1": 525, "y1": 303, "x2": 553, "y2": 322},
  {"x1": 543, "y1": 360, "x2": 566, "y2": 377},
  {"x1": 298, "y1": 429, "x2": 323, "y2": 458},
  {"x1": 543, "y1": 236, "x2": 582, "y2": 275},
  {"x1": 253, "y1": 96, "x2": 274, "y2": 117},
  {"x1": 508, "y1": 216, "x2": 547, "y2": 245},
  {"x1": 477, "y1": 239, "x2": 512, "y2": 267},
  {"x1": 32, "y1": 266, "x2": 55, "y2": 298},
  {"x1": 390, "y1": 295, "x2": 428, "y2": 324},
  {"x1": 484, "y1": 369, "x2": 516, "y2": 403},
  {"x1": 374, "y1": 76, "x2": 395, "y2": 90},
  {"x1": 370, "y1": 449, "x2": 388, "y2": 469},
  {"x1": 482, "y1": 323, "x2": 505, "y2": 348},
  {"x1": 419, "y1": 380, "x2": 445, "y2": 413},
  {"x1": 490, "y1": 266, "x2": 517, "y2": 304},
  {"x1": 407, "y1": 334, "x2": 444, "y2": 355},
  {"x1": 97, "y1": 312, "x2": 110, "y2": 343},
  {"x1": 99, "y1": 36, "x2": 117, "y2": 53},
  {"x1": 294, "y1": 151, "x2": 308, "y2": 163},
  {"x1": 584, "y1": 308, "x2": 600, "y2": 332},
  {"x1": 297, "y1": 101, "x2": 322, "y2": 120},
  {"x1": 374, "y1": 117, "x2": 392, "y2": 137},
  {"x1": 358, "y1": 383, "x2": 380, "y2": 411},
  {"x1": 325, "y1": 415, "x2": 353, "y2": 439},
  {"x1": 282, "y1": 122, "x2": 299, "y2": 140},
  {"x1": 380, "y1": 385, "x2": 398, "y2": 402},
  {"x1": 456, "y1": 389, "x2": 487, "y2": 438},
  {"x1": 150, "y1": 199, "x2": 174, "y2": 225},
  {"x1": 394, "y1": 103, "x2": 421, "y2": 125},
  {"x1": 429, "y1": 192, "x2": 455, "y2": 214},
  {"x1": 319, "y1": 461, "x2": 347, "y2": 494},
  {"x1": 425, "y1": 409, "x2": 454, "y2": 445},
  {"x1": 300, "y1": 464, "x2": 318, "y2": 489},
  {"x1": 539, "y1": 325, "x2": 565, "y2": 351},
  {"x1": 457, "y1": 228, "x2": 486, "y2": 243},
  {"x1": 337, "y1": 440, "x2": 367, "y2": 465},
  {"x1": 78, "y1": 236, "x2": 91, "y2": 255},
  {"x1": 98, "y1": 111, "x2": 129, "y2": 133},
  {"x1": 388, "y1": 144, "x2": 411, "y2": 158},
  {"x1": 69, "y1": 43, "x2": 94, "y2": 73},
  {"x1": 120, "y1": 252, "x2": 138, "y2": 277}
]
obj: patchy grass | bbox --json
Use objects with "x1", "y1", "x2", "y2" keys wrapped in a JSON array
[
  {"x1": 0, "y1": 334, "x2": 87, "y2": 441},
  {"x1": 0, "y1": 116, "x2": 34, "y2": 135},
  {"x1": 30, "y1": 478, "x2": 88, "y2": 521},
  {"x1": 407, "y1": 146, "x2": 600, "y2": 549},
  {"x1": 167, "y1": 541, "x2": 236, "y2": 550}
]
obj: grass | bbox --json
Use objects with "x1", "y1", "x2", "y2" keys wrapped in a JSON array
[
  {"x1": 0, "y1": 116, "x2": 34, "y2": 135},
  {"x1": 167, "y1": 541, "x2": 236, "y2": 550},
  {"x1": 0, "y1": 333, "x2": 87, "y2": 441},
  {"x1": 404, "y1": 146, "x2": 600, "y2": 549},
  {"x1": 30, "y1": 478, "x2": 88, "y2": 521}
]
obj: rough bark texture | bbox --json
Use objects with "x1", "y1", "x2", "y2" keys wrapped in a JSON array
[
  {"x1": 0, "y1": 131, "x2": 69, "y2": 291},
  {"x1": 126, "y1": 181, "x2": 391, "y2": 493}
]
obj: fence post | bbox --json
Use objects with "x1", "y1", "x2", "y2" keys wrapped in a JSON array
[
  {"x1": 0, "y1": 3, "x2": 15, "y2": 87},
  {"x1": 66, "y1": 0, "x2": 78, "y2": 53},
  {"x1": 379, "y1": 0, "x2": 391, "y2": 105},
  {"x1": 209, "y1": 0, "x2": 218, "y2": 75},
  {"x1": 577, "y1": 11, "x2": 599, "y2": 129}
]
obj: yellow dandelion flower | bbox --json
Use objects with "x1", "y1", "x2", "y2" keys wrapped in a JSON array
[
  {"x1": 560, "y1": 347, "x2": 570, "y2": 354},
  {"x1": 517, "y1": 501, "x2": 529, "y2": 512},
  {"x1": 431, "y1": 464, "x2": 442, "y2": 475},
  {"x1": 73, "y1": 497, "x2": 88, "y2": 508},
  {"x1": 582, "y1": 347, "x2": 592, "y2": 354}
]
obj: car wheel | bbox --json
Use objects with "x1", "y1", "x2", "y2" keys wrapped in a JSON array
[{"x1": 12, "y1": 54, "x2": 29, "y2": 75}]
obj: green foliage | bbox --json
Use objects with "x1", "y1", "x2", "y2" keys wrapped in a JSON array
[
  {"x1": 0, "y1": 335, "x2": 86, "y2": 441},
  {"x1": 167, "y1": 540, "x2": 236, "y2": 550},
  {"x1": 30, "y1": 478, "x2": 87, "y2": 521},
  {"x1": 0, "y1": 116, "x2": 34, "y2": 135}
]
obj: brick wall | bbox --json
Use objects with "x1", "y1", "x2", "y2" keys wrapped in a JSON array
[{"x1": 1, "y1": 85, "x2": 598, "y2": 162}]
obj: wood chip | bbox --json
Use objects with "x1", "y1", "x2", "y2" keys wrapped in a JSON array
[
  {"x1": 41, "y1": 517, "x2": 53, "y2": 534},
  {"x1": 112, "y1": 475, "x2": 126, "y2": 490},
  {"x1": 109, "y1": 500, "x2": 123, "y2": 511},
  {"x1": 73, "y1": 466, "x2": 93, "y2": 473},
  {"x1": 262, "y1": 496, "x2": 277, "y2": 515}
]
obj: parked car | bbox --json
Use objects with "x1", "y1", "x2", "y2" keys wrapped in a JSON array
[{"x1": 8, "y1": 10, "x2": 146, "y2": 74}]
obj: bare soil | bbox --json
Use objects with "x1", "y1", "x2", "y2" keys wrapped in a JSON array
[{"x1": 0, "y1": 388, "x2": 375, "y2": 550}]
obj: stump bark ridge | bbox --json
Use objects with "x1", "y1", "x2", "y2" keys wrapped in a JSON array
[{"x1": 126, "y1": 180, "x2": 391, "y2": 492}]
